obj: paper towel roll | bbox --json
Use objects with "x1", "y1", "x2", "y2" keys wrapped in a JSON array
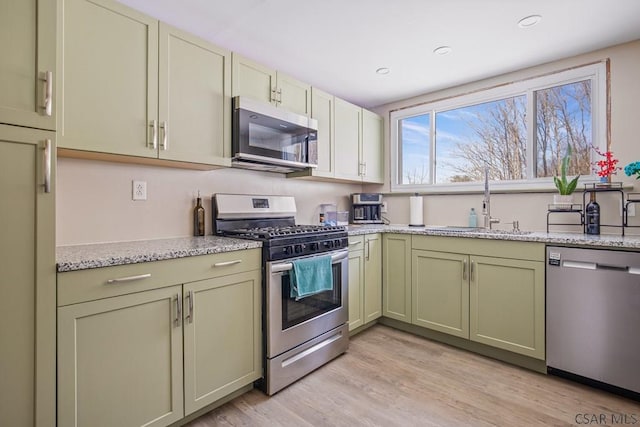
[{"x1": 409, "y1": 195, "x2": 424, "y2": 226}]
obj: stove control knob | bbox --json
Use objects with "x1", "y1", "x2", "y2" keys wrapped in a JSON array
[
  {"x1": 324, "y1": 240, "x2": 333, "y2": 249},
  {"x1": 294, "y1": 244, "x2": 303, "y2": 254},
  {"x1": 284, "y1": 246, "x2": 293, "y2": 255},
  {"x1": 310, "y1": 242, "x2": 319, "y2": 251},
  {"x1": 333, "y1": 239, "x2": 342, "y2": 248}
]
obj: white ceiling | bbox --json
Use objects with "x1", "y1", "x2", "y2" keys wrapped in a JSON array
[{"x1": 117, "y1": 0, "x2": 640, "y2": 108}]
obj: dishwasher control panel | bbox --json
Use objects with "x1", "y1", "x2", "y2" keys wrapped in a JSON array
[{"x1": 548, "y1": 251, "x2": 561, "y2": 266}]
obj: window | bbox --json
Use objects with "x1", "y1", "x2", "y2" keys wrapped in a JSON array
[{"x1": 390, "y1": 63, "x2": 607, "y2": 192}]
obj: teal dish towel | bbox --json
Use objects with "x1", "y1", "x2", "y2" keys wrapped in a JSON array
[{"x1": 290, "y1": 255, "x2": 334, "y2": 300}]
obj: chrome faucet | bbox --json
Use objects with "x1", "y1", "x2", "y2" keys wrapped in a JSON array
[{"x1": 482, "y1": 167, "x2": 500, "y2": 229}]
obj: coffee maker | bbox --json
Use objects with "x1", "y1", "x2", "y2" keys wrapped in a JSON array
[{"x1": 351, "y1": 193, "x2": 384, "y2": 224}]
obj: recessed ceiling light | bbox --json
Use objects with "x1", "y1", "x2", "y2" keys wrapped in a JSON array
[
  {"x1": 518, "y1": 15, "x2": 542, "y2": 28},
  {"x1": 433, "y1": 46, "x2": 452, "y2": 56},
  {"x1": 376, "y1": 67, "x2": 390, "y2": 75}
]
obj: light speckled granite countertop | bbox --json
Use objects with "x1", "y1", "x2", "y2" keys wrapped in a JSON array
[
  {"x1": 57, "y1": 226, "x2": 640, "y2": 272},
  {"x1": 346, "y1": 224, "x2": 640, "y2": 250},
  {"x1": 57, "y1": 236, "x2": 262, "y2": 272}
]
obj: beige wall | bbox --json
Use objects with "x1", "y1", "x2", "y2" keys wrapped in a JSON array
[
  {"x1": 56, "y1": 158, "x2": 361, "y2": 245},
  {"x1": 58, "y1": 40, "x2": 640, "y2": 244},
  {"x1": 367, "y1": 39, "x2": 640, "y2": 234}
]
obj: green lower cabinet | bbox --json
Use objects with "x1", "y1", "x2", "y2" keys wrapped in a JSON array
[
  {"x1": 348, "y1": 242, "x2": 365, "y2": 331},
  {"x1": 382, "y1": 234, "x2": 412, "y2": 323},
  {"x1": 183, "y1": 270, "x2": 262, "y2": 415},
  {"x1": 409, "y1": 236, "x2": 545, "y2": 361},
  {"x1": 57, "y1": 286, "x2": 185, "y2": 427},
  {"x1": 469, "y1": 255, "x2": 545, "y2": 360},
  {"x1": 348, "y1": 234, "x2": 382, "y2": 332},
  {"x1": 412, "y1": 250, "x2": 469, "y2": 338}
]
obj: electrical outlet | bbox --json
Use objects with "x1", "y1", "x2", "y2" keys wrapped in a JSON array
[
  {"x1": 381, "y1": 201, "x2": 388, "y2": 213},
  {"x1": 132, "y1": 180, "x2": 147, "y2": 201}
]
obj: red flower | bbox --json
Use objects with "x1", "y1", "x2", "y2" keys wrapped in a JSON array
[{"x1": 592, "y1": 147, "x2": 621, "y2": 178}]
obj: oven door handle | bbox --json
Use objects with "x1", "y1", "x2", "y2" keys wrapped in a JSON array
[{"x1": 270, "y1": 251, "x2": 348, "y2": 273}]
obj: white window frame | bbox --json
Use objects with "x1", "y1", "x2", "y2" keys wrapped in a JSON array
[{"x1": 390, "y1": 62, "x2": 608, "y2": 193}]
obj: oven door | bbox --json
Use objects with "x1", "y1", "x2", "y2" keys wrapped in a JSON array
[{"x1": 266, "y1": 249, "x2": 348, "y2": 358}]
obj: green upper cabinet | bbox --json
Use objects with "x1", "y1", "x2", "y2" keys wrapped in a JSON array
[
  {"x1": 310, "y1": 88, "x2": 335, "y2": 177},
  {"x1": 58, "y1": 0, "x2": 158, "y2": 157},
  {"x1": 0, "y1": 0, "x2": 56, "y2": 130},
  {"x1": 231, "y1": 53, "x2": 310, "y2": 116},
  {"x1": 58, "y1": 0, "x2": 231, "y2": 167},
  {"x1": 158, "y1": 23, "x2": 231, "y2": 165},
  {"x1": 334, "y1": 97, "x2": 384, "y2": 184},
  {"x1": 334, "y1": 97, "x2": 362, "y2": 181},
  {"x1": 0, "y1": 124, "x2": 56, "y2": 427},
  {"x1": 361, "y1": 109, "x2": 384, "y2": 184}
]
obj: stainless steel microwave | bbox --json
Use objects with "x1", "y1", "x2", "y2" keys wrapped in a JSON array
[{"x1": 232, "y1": 96, "x2": 318, "y2": 173}]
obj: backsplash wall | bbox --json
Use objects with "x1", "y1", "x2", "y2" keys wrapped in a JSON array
[{"x1": 56, "y1": 158, "x2": 362, "y2": 245}]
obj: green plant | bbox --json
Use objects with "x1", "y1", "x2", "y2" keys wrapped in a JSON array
[{"x1": 553, "y1": 145, "x2": 580, "y2": 195}]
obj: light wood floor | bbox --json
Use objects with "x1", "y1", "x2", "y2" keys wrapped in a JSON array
[{"x1": 186, "y1": 325, "x2": 639, "y2": 426}]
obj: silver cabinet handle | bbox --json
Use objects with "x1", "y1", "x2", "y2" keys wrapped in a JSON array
[
  {"x1": 271, "y1": 87, "x2": 277, "y2": 103},
  {"x1": 277, "y1": 88, "x2": 282, "y2": 104},
  {"x1": 43, "y1": 139, "x2": 52, "y2": 193},
  {"x1": 349, "y1": 241, "x2": 362, "y2": 247},
  {"x1": 41, "y1": 71, "x2": 53, "y2": 116},
  {"x1": 470, "y1": 261, "x2": 475, "y2": 281},
  {"x1": 213, "y1": 259, "x2": 242, "y2": 268},
  {"x1": 175, "y1": 294, "x2": 181, "y2": 327},
  {"x1": 186, "y1": 290, "x2": 194, "y2": 324},
  {"x1": 160, "y1": 121, "x2": 168, "y2": 150},
  {"x1": 106, "y1": 273, "x2": 151, "y2": 284},
  {"x1": 365, "y1": 241, "x2": 370, "y2": 261},
  {"x1": 462, "y1": 259, "x2": 467, "y2": 281},
  {"x1": 149, "y1": 120, "x2": 158, "y2": 149}
]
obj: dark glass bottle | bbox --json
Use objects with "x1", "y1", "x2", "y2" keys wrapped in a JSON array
[
  {"x1": 585, "y1": 192, "x2": 600, "y2": 235},
  {"x1": 194, "y1": 192, "x2": 205, "y2": 236}
]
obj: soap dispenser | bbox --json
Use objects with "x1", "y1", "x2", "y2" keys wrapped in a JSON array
[{"x1": 468, "y1": 208, "x2": 478, "y2": 228}]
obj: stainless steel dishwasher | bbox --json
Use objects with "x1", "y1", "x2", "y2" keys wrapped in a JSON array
[{"x1": 546, "y1": 246, "x2": 640, "y2": 397}]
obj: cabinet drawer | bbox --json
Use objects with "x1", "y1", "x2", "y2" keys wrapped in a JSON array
[
  {"x1": 348, "y1": 235, "x2": 365, "y2": 250},
  {"x1": 412, "y1": 235, "x2": 544, "y2": 261},
  {"x1": 58, "y1": 249, "x2": 261, "y2": 306}
]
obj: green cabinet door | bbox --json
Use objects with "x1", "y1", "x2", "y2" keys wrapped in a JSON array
[
  {"x1": 309, "y1": 87, "x2": 334, "y2": 177},
  {"x1": 183, "y1": 270, "x2": 262, "y2": 415},
  {"x1": 382, "y1": 234, "x2": 412, "y2": 323},
  {"x1": 58, "y1": 285, "x2": 185, "y2": 427},
  {"x1": 58, "y1": 0, "x2": 159, "y2": 157},
  {"x1": 334, "y1": 97, "x2": 362, "y2": 181},
  {"x1": 412, "y1": 250, "x2": 469, "y2": 338},
  {"x1": 348, "y1": 239, "x2": 364, "y2": 331},
  {"x1": 231, "y1": 53, "x2": 276, "y2": 105},
  {"x1": 0, "y1": 0, "x2": 56, "y2": 130},
  {"x1": 363, "y1": 234, "x2": 382, "y2": 323},
  {"x1": 469, "y1": 255, "x2": 545, "y2": 360},
  {"x1": 276, "y1": 72, "x2": 310, "y2": 116},
  {"x1": 361, "y1": 109, "x2": 384, "y2": 184},
  {"x1": 0, "y1": 125, "x2": 55, "y2": 427},
  {"x1": 158, "y1": 23, "x2": 231, "y2": 166}
]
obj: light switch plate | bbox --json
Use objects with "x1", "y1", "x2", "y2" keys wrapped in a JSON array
[{"x1": 132, "y1": 180, "x2": 147, "y2": 201}]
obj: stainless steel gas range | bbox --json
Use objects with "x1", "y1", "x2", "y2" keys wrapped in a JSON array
[{"x1": 213, "y1": 194, "x2": 349, "y2": 395}]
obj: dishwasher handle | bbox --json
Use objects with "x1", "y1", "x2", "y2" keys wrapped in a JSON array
[{"x1": 562, "y1": 260, "x2": 640, "y2": 274}]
